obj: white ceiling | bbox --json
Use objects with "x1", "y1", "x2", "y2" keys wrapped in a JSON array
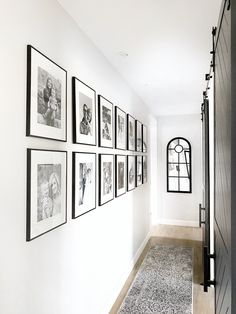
[{"x1": 58, "y1": 0, "x2": 222, "y2": 116}]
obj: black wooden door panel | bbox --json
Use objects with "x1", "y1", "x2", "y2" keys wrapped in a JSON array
[
  {"x1": 215, "y1": 225, "x2": 230, "y2": 314},
  {"x1": 214, "y1": 1, "x2": 231, "y2": 313}
]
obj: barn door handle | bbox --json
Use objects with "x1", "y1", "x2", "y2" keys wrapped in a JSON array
[
  {"x1": 199, "y1": 203, "x2": 205, "y2": 227},
  {"x1": 203, "y1": 246, "x2": 216, "y2": 292}
]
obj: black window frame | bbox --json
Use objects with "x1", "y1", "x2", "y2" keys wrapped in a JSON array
[{"x1": 167, "y1": 137, "x2": 192, "y2": 193}]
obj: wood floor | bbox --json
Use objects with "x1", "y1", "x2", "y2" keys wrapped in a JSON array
[{"x1": 110, "y1": 225, "x2": 214, "y2": 314}]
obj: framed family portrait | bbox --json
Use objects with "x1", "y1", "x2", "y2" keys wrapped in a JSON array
[
  {"x1": 115, "y1": 106, "x2": 126, "y2": 150},
  {"x1": 27, "y1": 149, "x2": 67, "y2": 241},
  {"x1": 72, "y1": 77, "x2": 96, "y2": 145},
  {"x1": 143, "y1": 155, "x2": 148, "y2": 183},
  {"x1": 142, "y1": 124, "x2": 147, "y2": 152},
  {"x1": 72, "y1": 152, "x2": 96, "y2": 219},
  {"x1": 26, "y1": 45, "x2": 67, "y2": 141},
  {"x1": 115, "y1": 155, "x2": 126, "y2": 197},
  {"x1": 136, "y1": 156, "x2": 143, "y2": 187},
  {"x1": 99, "y1": 154, "x2": 114, "y2": 205},
  {"x1": 127, "y1": 114, "x2": 135, "y2": 151},
  {"x1": 135, "y1": 120, "x2": 142, "y2": 152},
  {"x1": 127, "y1": 155, "x2": 136, "y2": 191},
  {"x1": 98, "y1": 95, "x2": 113, "y2": 148}
]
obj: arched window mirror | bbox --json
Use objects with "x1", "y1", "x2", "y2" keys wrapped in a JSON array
[{"x1": 167, "y1": 137, "x2": 191, "y2": 193}]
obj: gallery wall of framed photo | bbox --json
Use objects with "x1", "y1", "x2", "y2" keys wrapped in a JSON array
[
  {"x1": 2, "y1": 2, "x2": 153, "y2": 314},
  {"x1": 26, "y1": 44, "x2": 149, "y2": 241}
]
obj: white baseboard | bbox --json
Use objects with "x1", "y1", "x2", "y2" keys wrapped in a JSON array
[
  {"x1": 100, "y1": 231, "x2": 151, "y2": 314},
  {"x1": 157, "y1": 219, "x2": 199, "y2": 228}
]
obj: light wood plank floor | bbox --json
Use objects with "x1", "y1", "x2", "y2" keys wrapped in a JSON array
[{"x1": 110, "y1": 225, "x2": 214, "y2": 314}]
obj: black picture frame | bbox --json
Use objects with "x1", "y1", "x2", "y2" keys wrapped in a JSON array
[
  {"x1": 98, "y1": 95, "x2": 114, "y2": 148},
  {"x1": 26, "y1": 148, "x2": 67, "y2": 241},
  {"x1": 99, "y1": 154, "x2": 114, "y2": 205},
  {"x1": 142, "y1": 155, "x2": 148, "y2": 184},
  {"x1": 127, "y1": 114, "x2": 136, "y2": 151},
  {"x1": 26, "y1": 45, "x2": 67, "y2": 142},
  {"x1": 72, "y1": 152, "x2": 96, "y2": 219},
  {"x1": 72, "y1": 77, "x2": 96, "y2": 146},
  {"x1": 136, "y1": 155, "x2": 143, "y2": 187},
  {"x1": 142, "y1": 124, "x2": 147, "y2": 153},
  {"x1": 115, "y1": 155, "x2": 127, "y2": 197},
  {"x1": 115, "y1": 106, "x2": 127, "y2": 150},
  {"x1": 127, "y1": 155, "x2": 136, "y2": 191},
  {"x1": 135, "y1": 120, "x2": 142, "y2": 152}
]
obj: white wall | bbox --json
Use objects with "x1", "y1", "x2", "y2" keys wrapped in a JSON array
[
  {"x1": 0, "y1": 1, "x2": 155, "y2": 313},
  {"x1": 155, "y1": 114, "x2": 202, "y2": 227},
  {"x1": 149, "y1": 116, "x2": 159, "y2": 225}
]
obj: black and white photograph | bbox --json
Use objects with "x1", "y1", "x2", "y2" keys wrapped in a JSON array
[
  {"x1": 127, "y1": 114, "x2": 136, "y2": 151},
  {"x1": 135, "y1": 120, "x2": 142, "y2": 152},
  {"x1": 27, "y1": 149, "x2": 67, "y2": 241},
  {"x1": 26, "y1": 45, "x2": 67, "y2": 141},
  {"x1": 72, "y1": 77, "x2": 96, "y2": 145},
  {"x1": 72, "y1": 152, "x2": 96, "y2": 218},
  {"x1": 115, "y1": 106, "x2": 126, "y2": 150},
  {"x1": 142, "y1": 124, "x2": 147, "y2": 152},
  {"x1": 115, "y1": 155, "x2": 126, "y2": 197},
  {"x1": 127, "y1": 155, "x2": 136, "y2": 191},
  {"x1": 136, "y1": 155, "x2": 143, "y2": 187},
  {"x1": 98, "y1": 95, "x2": 113, "y2": 148},
  {"x1": 99, "y1": 154, "x2": 114, "y2": 205},
  {"x1": 143, "y1": 155, "x2": 148, "y2": 184}
]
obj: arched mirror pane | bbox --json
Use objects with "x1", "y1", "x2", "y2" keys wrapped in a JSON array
[{"x1": 167, "y1": 137, "x2": 191, "y2": 193}]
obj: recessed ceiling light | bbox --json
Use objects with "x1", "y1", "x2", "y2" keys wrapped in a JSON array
[{"x1": 118, "y1": 51, "x2": 129, "y2": 57}]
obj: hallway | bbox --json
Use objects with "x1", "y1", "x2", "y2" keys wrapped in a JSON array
[{"x1": 1, "y1": 0, "x2": 234, "y2": 313}]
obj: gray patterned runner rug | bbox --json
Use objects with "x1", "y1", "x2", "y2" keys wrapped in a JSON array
[{"x1": 118, "y1": 245, "x2": 193, "y2": 314}]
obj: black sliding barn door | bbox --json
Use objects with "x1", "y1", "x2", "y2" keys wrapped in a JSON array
[
  {"x1": 214, "y1": 1, "x2": 231, "y2": 313},
  {"x1": 201, "y1": 98, "x2": 211, "y2": 292}
]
